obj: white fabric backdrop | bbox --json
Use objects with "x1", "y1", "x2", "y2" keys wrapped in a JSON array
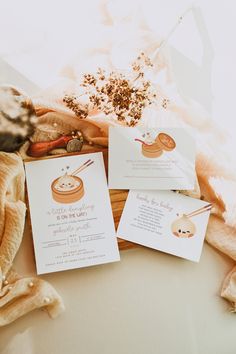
[{"x1": 0, "y1": 0, "x2": 235, "y2": 128}]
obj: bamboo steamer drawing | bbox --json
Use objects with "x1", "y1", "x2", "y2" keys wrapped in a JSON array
[
  {"x1": 171, "y1": 204, "x2": 212, "y2": 238},
  {"x1": 51, "y1": 159, "x2": 94, "y2": 204},
  {"x1": 135, "y1": 132, "x2": 176, "y2": 158}
]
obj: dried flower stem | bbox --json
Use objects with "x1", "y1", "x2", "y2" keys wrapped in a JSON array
[{"x1": 63, "y1": 52, "x2": 158, "y2": 126}]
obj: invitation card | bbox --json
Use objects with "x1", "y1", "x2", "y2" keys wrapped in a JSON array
[
  {"x1": 25, "y1": 152, "x2": 120, "y2": 274},
  {"x1": 109, "y1": 127, "x2": 196, "y2": 190},
  {"x1": 117, "y1": 190, "x2": 211, "y2": 262}
]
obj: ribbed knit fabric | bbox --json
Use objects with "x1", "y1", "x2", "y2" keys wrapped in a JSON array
[{"x1": 0, "y1": 152, "x2": 64, "y2": 326}]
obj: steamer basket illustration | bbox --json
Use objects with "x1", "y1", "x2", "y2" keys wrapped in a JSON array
[
  {"x1": 51, "y1": 175, "x2": 84, "y2": 204},
  {"x1": 157, "y1": 133, "x2": 176, "y2": 151},
  {"x1": 51, "y1": 159, "x2": 94, "y2": 204},
  {"x1": 135, "y1": 132, "x2": 176, "y2": 158},
  {"x1": 142, "y1": 142, "x2": 163, "y2": 158}
]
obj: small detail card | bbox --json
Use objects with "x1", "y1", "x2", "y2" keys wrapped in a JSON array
[
  {"x1": 109, "y1": 127, "x2": 195, "y2": 190},
  {"x1": 25, "y1": 152, "x2": 120, "y2": 274},
  {"x1": 117, "y1": 190, "x2": 211, "y2": 262}
]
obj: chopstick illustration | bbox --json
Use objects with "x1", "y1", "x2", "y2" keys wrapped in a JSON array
[
  {"x1": 186, "y1": 204, "x2": 212, "y2": 218},
  {"x1": 134, "y1": 138, "x2": 149, "y2": 145},
  {"x1": 71, "y1": 159, "x2": 94, "y2": 176}
]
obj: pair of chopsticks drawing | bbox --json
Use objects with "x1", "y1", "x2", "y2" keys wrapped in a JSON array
[
  {"x1": 134, "y1": 138, "x2": 150, "y2": 146},
  {"x1": 71, "y1": 159, "x2": 94, "y2": 176},
  {"x1": 185, "y1": 203, "x2": 212, "y2": 218}
]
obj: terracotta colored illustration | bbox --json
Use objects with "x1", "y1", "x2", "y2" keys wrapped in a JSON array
[
  {"x1": 171, "y1": 204, "x2": 212, "y2": 238},
  {"x1": 135, "y1": 132, "x2": 176, "y2": 158},
  {"x1": 51, "y1": 159, "x2": 94, "y2": 204}
]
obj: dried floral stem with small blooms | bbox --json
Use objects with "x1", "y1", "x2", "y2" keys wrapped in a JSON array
[{"x1": 63, "y1": 52, "x2": 162, "y2": 127}]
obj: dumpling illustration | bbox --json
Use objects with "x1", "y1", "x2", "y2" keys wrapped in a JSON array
[
  {"x1": 54, "y1": 173, "x2": 81, "y2": 192},
  {"x1": 171, "y1": 214, "x2": 196, "y2": 238},
  {"x1": 142, "y1": 132, "x2": 155, "y2": 145}
]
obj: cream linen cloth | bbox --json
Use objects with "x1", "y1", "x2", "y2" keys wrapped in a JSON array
[{"x1": 0, "y1": 152, "x2": 64, "y2": 326}]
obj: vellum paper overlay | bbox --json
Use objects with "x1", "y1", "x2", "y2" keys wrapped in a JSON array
[
  {"x1": 25, "y1": 152, "x2": 120, "y2": 274},
  {"x1": 117, "y1": 190, "x2": 211, "y2": 262},
  {"x1": 109, "y1": 127, "x2": 196, "y2": 190}
]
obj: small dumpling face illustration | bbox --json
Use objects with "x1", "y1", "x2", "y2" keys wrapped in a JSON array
[
  {"x1": 54, "y1": 173, "x2": 81, "y2": 192},
  {"x1": 171, "y1": 214, "x2": 196, "y2": 238},
  {"x1": 51, "y1": 159, "x2": 94, "y2": 204}
]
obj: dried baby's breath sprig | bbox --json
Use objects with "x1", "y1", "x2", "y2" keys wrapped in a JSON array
[
  {"x1": 162, "y1": 98, "x2": 170, "y2": 109},
  {"x1": 132, "y1": 51, "x2": 154, "y2": 81},
  {"x1": 63, "y1": 52, "x2": 157, "y2": 126},
  {"x1": 63, "y1": 94, "x2": 89, "y2": 119}
]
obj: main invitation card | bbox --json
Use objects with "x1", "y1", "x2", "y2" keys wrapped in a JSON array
[{"x1": 25, "y1": 152, "x2": 120, "y2": 274}]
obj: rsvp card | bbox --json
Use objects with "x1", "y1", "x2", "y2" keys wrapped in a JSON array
[
  {"x1": 117, "y1": 190, "x2": 211, "y2": 262},
  {"x1": 25, "y1": 152, "x2": 120, "y2": 274},
  {"x1": 109, "y1": 127, "x2": 195, "y2": 190}
]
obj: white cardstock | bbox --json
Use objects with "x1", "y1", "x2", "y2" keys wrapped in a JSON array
[
  {"x1": 109, "y1": 127, "x2": 196, "y2": 190},
  {"x1": 117, "y1": 190, "x2": 211, "y2": 262},
  {"x1": 25, "y1": 152, "x2": 120, "y2": 274}
]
